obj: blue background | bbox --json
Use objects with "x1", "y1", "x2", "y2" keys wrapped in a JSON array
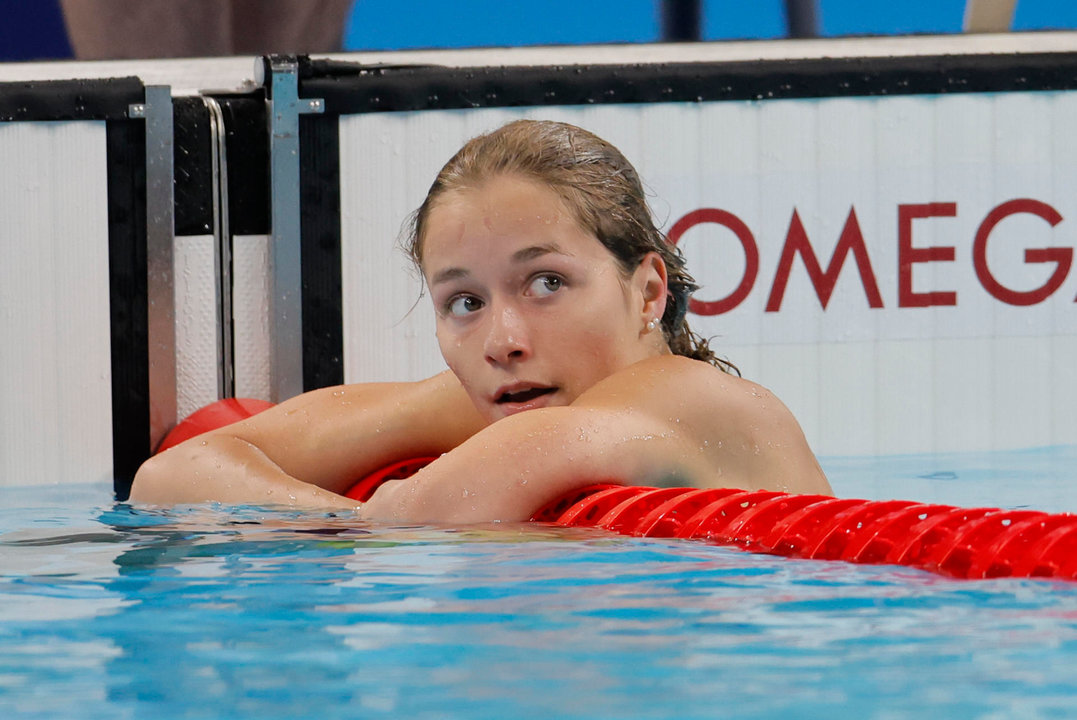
[{"x1": 342, "y1": 0, "x2": 1077, "y2": 50}]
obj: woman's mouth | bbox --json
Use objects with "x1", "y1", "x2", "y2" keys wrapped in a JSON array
[{"x1": 495, "y1": 386, "x2": 558, "y2": 405}]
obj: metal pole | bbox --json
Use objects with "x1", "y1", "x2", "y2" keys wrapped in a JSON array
[
  {"x1": 661, "y1": 0, "x2": 702, "y2": 42},
  {"x1": 785, "y1": 0, "x2": 819, "y2": 39},
  {"x1": 133, "y1": 85, "x2": 177, "y2": 451},
  {"x1": 262, "y1": 56, "x2": 324, "y2": 402},
  {"x1": 203, "y1": 96, "x2": 234, "y2": 400},
  {"x1": 963, "y1": 0, "x2": 1017, "y2": 32}
]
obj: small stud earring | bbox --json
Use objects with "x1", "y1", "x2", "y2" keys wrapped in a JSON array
[{"x1": 646, "y1": 319, "x2": 657, "y2": 332}]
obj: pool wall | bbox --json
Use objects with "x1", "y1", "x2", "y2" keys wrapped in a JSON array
[{"x1": 1, "y1": 34, "x2": 1075, "y2": 496}]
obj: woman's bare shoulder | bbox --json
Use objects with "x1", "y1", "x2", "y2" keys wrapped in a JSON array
[
  {"x1": 577, "y1": 354, "x2": 763, "y2": 415},
  {"x1": 570, "y1": 354, "x2": 792, "y2": 454},
  {"x1": 576, "y1": 355, "x2": 831, "y2": 495}
]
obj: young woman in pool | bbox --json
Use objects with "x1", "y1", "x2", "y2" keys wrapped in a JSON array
[{"x1": 130, "y1": 119, "x2": 831, "y2": 521}]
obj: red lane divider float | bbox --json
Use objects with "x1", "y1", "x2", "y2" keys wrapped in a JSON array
[
  {"x1": 343, "y1": 457, "x2": 439, "y2": 502},
  {"x1": 156, "y1": 397, "x2": 276, "y2": 452},
  {"x1": 159, "y1": 399, "x2": 1077, "y2": 581},
  {"x1": 533, "y1": 488, "x2": 1077, "y2": 581}
]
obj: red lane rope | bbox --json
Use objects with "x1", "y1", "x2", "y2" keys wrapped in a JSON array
[
  {"x1": 160, "y1": 399, "x2": 1077, "y2": 581},
  {"x1": 155, "y1": 397, "x2": 276, "y2": 453},
  {"x1": 343, "y1": 457, "x2": 439, "y2": 502},
  {"x1": 539, "y1": 486, "x2": 1077, "y2": 580}
]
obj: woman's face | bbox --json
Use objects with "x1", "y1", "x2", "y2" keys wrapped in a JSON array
[{"x1": 421, "y1": 174, "x2": 668, "y2": 423}]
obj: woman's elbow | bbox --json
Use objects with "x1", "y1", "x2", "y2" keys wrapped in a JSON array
[
  {"x1": 127, "y1": 453, "x2": 173, "y2": 504},
  {"x1": 129, "y1": 437, "x2": 220, "y2": 504},
  {"x1": 360, "y1": 473, "x2": 537, "y2": 524}
]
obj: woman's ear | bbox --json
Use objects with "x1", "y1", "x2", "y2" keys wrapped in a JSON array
[{"x1": 634, "y1": 252, "x2": 669, "y2": 326}]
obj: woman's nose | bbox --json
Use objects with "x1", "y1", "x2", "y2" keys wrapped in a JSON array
[{"x1": 483, "y1": 303, "x2": 530, "y2": 365}]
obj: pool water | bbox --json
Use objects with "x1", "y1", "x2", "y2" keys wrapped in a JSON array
[{"x1": 1, "y1": 447, "x2": 1075, "y2": 719}]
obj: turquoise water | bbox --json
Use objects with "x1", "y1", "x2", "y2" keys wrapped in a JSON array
[{"x1": 1, "y1": 447, "x2": 1075, "y2": 719}]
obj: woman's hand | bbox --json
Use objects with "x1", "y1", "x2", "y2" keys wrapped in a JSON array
[{"x1": 128, "y1": 371, "x2": 486, "y2": 509}]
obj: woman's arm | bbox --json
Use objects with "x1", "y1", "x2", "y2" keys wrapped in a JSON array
[
  {"x1": 128, "y1": 371, "x2": 486, "y2": 507},
  {"x1": 360, "y1": 355, "x2": 831, "y2": 523},
  {"x1": 359, "y1": 403, "x2": 698, "y2": 523}
]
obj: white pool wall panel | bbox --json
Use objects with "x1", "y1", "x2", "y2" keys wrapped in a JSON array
[
  {"x1": 339, "y1": 92, "x2": 1077, "y2": 457},
  {"x1": 173, "y1": 235, "x2": 218, "y2": 421},
  {"x1": 171, "y1": 232, "x2": 272, "y2": 419},
  {"x1": 232, "y1": 234, "x2": 272, "y2": 400},
  {"x1": 0, "y1": 122, "x2": 113, "y2": 485},
  {"x1": 339, "y1": 110, "x2": 450, "y2": 384}
]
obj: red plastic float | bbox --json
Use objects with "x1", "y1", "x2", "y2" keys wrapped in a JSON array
[
  {"x1": 343, "y1": 457, "x2": 438, "y2": 502},
  {"x1": 156, "y1": 397, "x2": 276, "y2": 452},
  {"x1": 159, "y1": 399, "x2": 1077, "y2": 581}
]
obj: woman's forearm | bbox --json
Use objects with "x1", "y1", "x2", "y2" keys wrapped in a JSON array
[
  {"x1": 128, "y1": 433, "x2": 360, "y2": 511},
  {"x1": 358, "y1": 405, "x2": 696, "y2": 523},
  {"x1": 127, "y1": 372, "x2": 484, "y2": 510}
]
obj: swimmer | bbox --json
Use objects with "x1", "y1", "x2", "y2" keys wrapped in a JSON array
[{"x1": 130, "y1": 119, "x2": 832, "y2": 521}]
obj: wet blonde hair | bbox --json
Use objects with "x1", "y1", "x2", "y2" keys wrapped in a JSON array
[{"x1": 405, "y1": 119, "x2": 736, "y2": 373}]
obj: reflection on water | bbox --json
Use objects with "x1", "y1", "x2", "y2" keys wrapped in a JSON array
[{"x1": 0, "y1": 450, "x2": 1076, "y2": 719}]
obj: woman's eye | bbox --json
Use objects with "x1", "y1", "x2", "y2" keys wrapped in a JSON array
[
  {"x1": 527, "y1": 274, "x2": 563, "y2": 297},
  {"x1": 446, "y1": 295, "x2": 483, "y2": 317}
]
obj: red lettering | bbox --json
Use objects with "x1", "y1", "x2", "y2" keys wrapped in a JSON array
[
  {"x1": 668, "y1": 208, "x2": 758, "y2": 316},
  {"x1": 670, "y1": 200, "x2": 1073, "y2": 317},
  {"x1": 765, "y1": 207, "x2": 883, "y2": 312},
  {"x1": 972, "y1": 199, "x2": 1069, "y2": 306},
  {"x1": 898, "y1": 203, "x2": 957, "y2": 307}
]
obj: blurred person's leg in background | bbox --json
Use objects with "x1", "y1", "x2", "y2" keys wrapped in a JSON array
[
  {"x1": 60, "y1": 0, "x2": 353, "y2": 60},
  {"x1": 61, "y1": 0, "x2": 231, "y2": 59},
  {"x1": 231, "y1": 0, "x2": 353, "y2": 54}
]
